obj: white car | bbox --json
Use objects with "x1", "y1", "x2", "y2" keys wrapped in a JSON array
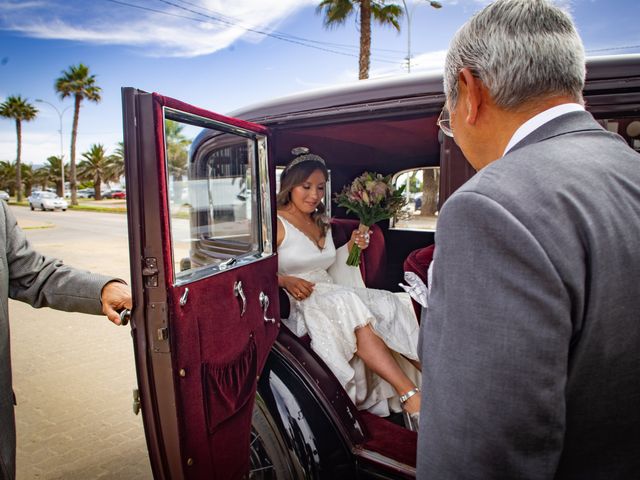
[{"x1": 28, "y1": 191, "x2": 68, "y2": 211}]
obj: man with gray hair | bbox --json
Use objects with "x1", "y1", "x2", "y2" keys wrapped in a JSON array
[{"x1": 418, "y1": 0, "x2": 640, "y2": 478}]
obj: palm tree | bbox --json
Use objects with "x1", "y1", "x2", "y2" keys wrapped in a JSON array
[
  {"x1": 317, "y1": 0, "x2": 403, "y2": 79},
  {"x1": 166, "y1": 120, "x2": 190, "y2": 180},
  {"x1": 106, "y1": 141, "x2": 126, "y2": 186},
  {"x1": 55, "y1": 63, "x2": 102, "y2": 205},
  {"x1": 165, "y1": 120, "x2": 190, "y2": 204},
  {"x1": 42, "y1": 155, "x2": 69, "y2": 197},
  {"x1": 20, "y1": 163, "x2": 36, "y2": 197},
  {"x1": 78, "y1": 144, "x2": 110, "y2": 200},
  {"x1": 0, "y1": 161, "x2": 16, "y2": 196},
  {"x1": 0, "y1": 95, "x2": 38, "y2": 201}
]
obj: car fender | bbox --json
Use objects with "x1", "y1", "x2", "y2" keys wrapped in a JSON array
[{"x1": 257, "y1": 342, "x2": 361, "y2": 479}]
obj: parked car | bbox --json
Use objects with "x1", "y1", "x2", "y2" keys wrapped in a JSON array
[
  {"x1": 122, "y1": 54, "x2": 640, "y2": 479},
  {"x1": 104, "y1": 189, "x2": 126, "y2": 199},
  {"x1": 77, "y1": 188, "x2": 95, "y2": 198},
  {"x1": 0, "y1": 190, "x2": 9, "y2": 202},
  {"x1": 28, "y1": 191, "x2": 68, "y2": 211}
]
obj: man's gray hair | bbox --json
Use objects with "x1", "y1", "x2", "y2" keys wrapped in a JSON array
[{"x1": 444, "y1": 0, "x2": 586, "y2": 110}]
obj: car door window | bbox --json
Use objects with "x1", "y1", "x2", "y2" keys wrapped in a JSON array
[
  {"x1": 164, "y1": 108, "x2": 272, "y2": 285},
  {"x1": 391, "y1": 167, "x2": 440, "y2": 231}
]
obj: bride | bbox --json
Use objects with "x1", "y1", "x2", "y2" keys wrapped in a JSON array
[{"x1": 276, "y1": 148, "x2": 422, "y2": 430}]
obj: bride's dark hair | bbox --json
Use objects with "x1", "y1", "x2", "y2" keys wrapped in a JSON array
[{"x1": 277, "y1": 147, "x2": 330, "y2": 236}]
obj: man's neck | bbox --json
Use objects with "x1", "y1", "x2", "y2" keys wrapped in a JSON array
[{"x1": 474, "y1": 95, "x2": 580, "y2": 169}]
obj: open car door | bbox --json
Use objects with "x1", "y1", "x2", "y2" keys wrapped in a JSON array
[{"x1": 122, "y1": 89, "x2": 280, "y2": 479}]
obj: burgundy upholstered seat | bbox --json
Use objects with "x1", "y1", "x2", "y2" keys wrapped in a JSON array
[{"x1": 329, "y1": 218, "x2": 386, "y2": 289}]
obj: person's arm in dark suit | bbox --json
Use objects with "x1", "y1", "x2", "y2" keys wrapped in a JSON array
[
  {"x1": 2, "y1": 203, "x2": 128, "y2": 320},
  {"x1": 418, "y1": 191, "x2": 571, "y2": 479}
]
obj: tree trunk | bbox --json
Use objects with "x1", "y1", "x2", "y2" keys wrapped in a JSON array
[
  {"x1": 359, "y1": 0, "x2": 372, "y2": 80},
  {"x1": 15, "y1": 119, "x2": 22, "y2": 202},
  {"x1": 70, "y1": 94, "x2": 82, "y2": 206},
  {"x1": 95, "y1": 174, "x2": 102, "y2": 200},
  {"x1": 420, "y1": 168, "x2": 440, "y2": 216}
]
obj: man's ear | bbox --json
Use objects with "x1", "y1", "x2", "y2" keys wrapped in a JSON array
[{"x1": 458, "y1": 68, "x2": 483, "y2": 125}]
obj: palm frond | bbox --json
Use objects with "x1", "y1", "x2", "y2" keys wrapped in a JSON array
[
  {"x1": 371, "y1": 2, "x2": 403, "y2": 31},
  {"x1": 316, "y1": 0, "x2": 355, "y2": 27}
]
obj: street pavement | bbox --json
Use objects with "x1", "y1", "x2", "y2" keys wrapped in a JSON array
[{"x1": 9, "y1": 206, "x2": 152, "y2": 479}]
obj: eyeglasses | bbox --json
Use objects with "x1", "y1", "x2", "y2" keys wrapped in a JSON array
[{"x1": 437, "y1": 107, "x2": 454, "y2": 138}]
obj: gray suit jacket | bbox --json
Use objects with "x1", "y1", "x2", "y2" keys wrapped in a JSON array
[
  {"x1": 0, "y1": 203, "x2": 115, "y2": 480},
  {"x1": 417, "y1": 111, "x2": 640, "y2": 479}
]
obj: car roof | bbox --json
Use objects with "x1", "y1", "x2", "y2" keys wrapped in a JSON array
[
  {"x1": 228, "y1": 70, "x2": 443, "y2": 124},
  {"x1": 228, "y1": 54, "x2": 640, "y2": 124}
]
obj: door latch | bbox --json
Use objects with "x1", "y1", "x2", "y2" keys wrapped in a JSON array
[
  {"x1": 142, "y1": 257, "x2": 159, "y2": 287},
  {"x1": 132, "y1": 388, "x2": 141, "y2": 415}
]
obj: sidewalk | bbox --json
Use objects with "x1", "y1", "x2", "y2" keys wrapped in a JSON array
[{"x1": 10, "y1": 208, "x2": 152, "y2": 479}]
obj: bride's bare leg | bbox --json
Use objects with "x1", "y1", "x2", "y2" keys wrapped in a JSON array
[{"x1": 354, "y1": 325, "x2": 421, "y2": 413}]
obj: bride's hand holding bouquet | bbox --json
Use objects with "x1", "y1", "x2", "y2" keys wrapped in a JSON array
[{"x1": 334, "y1": 172, "x2": 407, "y2": 267}]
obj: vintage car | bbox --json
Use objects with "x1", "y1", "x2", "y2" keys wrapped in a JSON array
[{"x1": 121, "y1": 54, "x2": 640, "y2": 479}]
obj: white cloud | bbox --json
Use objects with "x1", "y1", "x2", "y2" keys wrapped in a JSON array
[
  {"x1": 0, "y1": 0, "x2": 318, "y2": 58},
  {"x1": 368, "y1": 49, "x2": 446, "y2": 79},
  {"x1": 0, "y1": 1, "x2": 47, "y2": 11}
]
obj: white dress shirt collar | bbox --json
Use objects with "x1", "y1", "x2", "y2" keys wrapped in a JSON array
[{"x1": 503, "y1": 103, "x2": 585, "y2": 156}]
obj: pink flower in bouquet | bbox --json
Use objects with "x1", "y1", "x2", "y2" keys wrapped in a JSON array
[{"x1": 334, "y1": 172, "x2": 407, "y2": 266}]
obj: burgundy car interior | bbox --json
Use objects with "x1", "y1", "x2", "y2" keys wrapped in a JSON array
[{"x1": 329, "y1": 218, "x2": 387, "y2": 288}]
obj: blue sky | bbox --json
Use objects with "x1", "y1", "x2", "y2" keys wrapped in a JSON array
[{"x1": 1, "y1": 0, "x2": 639, "y2": 165}]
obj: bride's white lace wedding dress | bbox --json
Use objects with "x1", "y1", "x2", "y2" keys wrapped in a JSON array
[{"x1": 278, "y1": 215, "x2": 421, "y2": 416}]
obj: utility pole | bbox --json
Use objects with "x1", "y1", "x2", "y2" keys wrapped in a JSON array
[
  {"x1": 36, "y1": 99, "x2": 71, "y2": 198},
  {"x1": 401, "y1": 0, "x2": 442, "y2": 73}
]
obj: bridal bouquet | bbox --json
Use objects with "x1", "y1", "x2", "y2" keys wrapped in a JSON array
[{"x1": 334, "y1": 172, "x2": 407, "y2": 266}]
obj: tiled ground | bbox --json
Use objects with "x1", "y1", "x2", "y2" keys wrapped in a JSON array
[{"x1": 10, "y1": 208, "x2": 152, "y2": 479}]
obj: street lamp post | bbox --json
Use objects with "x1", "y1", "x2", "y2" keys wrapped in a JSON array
[
  {"x1": 36, "y1": 99, "x2": 70, "y2": 198},
  {"x1": 401, "y1": 0, "x2": 442, "y2": 73}
]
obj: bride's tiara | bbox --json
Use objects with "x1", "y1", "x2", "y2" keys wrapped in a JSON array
[{"x1": 284, "y1": 147, "x2": 326, "y2": 173}]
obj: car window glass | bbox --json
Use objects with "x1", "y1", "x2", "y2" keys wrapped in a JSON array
[
  {"x1": 391, "y1": 167, "x2": 440, "y2": 232},
  {"x1": 164, "y1": 108, "x2": 272, "y2": 285}
]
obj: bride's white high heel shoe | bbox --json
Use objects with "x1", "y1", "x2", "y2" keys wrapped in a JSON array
[{"x1": 399, "y1": 387, "x2": 420, "y2": 432}]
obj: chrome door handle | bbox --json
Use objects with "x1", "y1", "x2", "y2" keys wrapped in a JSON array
[
  {"x1": 179, "y1": 287, "x2": 189, "y2": 306},
  {"x1": 259, "y1": 292, "x2": 275, "y2": 323},
  {"x1": 119, "y1": 309, "x2": 131, "y2": 326},
  {"x1": 234, "y1": 281, "x2": 246, "y2": 316},
  {"x1": 220, "y1": 257, "x2": 237, "y2": 270}
]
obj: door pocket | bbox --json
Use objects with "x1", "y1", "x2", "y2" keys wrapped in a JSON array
[{"x1": 202, "y1": 336, "x2": 257, "y2": 434}]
